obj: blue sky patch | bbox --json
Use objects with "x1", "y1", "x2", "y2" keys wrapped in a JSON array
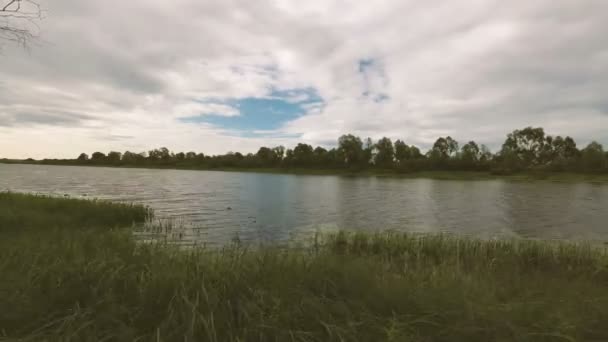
[
  {"x1": 179, "y1": 87, "x2": 323, "y2": 131},
  {"x1": 358, "y1": 58, "x2": 390, "y2": 103},
  {"x1": 358, "y1": 58, "x2": 375, "y2": 73},
  {"x1": 372, "y1": 93, "x2": 390, "y2": 103}
]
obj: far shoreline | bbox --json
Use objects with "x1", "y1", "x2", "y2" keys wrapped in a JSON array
[{"x1": 2, "y1": 160, "x2": 608, "y2": 183}]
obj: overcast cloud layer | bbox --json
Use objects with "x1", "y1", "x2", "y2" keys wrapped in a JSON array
[{"x1": 1, "y1": 0, "x2": 608, "y2": 159}]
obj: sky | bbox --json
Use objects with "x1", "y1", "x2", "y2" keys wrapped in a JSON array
[{"x1": 1, "y1": 0, "x2": 608, "y2": 159}]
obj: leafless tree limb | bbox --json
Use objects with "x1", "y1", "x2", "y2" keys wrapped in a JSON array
[
  {"x1": 1, "y1": 0, "x2": 44, "y2": 49},
  {"x1": 2, "y1": 0, "x2": 19, "y2": 12}
]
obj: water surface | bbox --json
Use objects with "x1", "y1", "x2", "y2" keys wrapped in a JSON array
[{"x1": 2, "y1": 164, "x2": 608, "y2": 244}]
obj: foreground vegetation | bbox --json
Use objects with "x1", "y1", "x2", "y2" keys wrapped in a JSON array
[
  {"x1": 3, "y1": 127, "x2": 608, "y2": 177},
  {"x1": 2, "y1": 192, "x2": 608, "y2": 341}
]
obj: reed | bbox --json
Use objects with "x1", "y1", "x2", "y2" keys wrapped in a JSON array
[{"x1": 2, "y1": 193, "x2": 607, "y2": 341}]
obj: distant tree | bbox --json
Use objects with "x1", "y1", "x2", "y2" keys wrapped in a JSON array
[
  {"x1": 233, "y1": 152, "x2": 244, "y2": 162},
  {"x1": 326, "y1": 148, "x2": 339, "y2": 166},
  {"x1": 256, "y1": 147, "x2": 276, "y2": 166},
  {"x1": 581, "y1": 141, "x2": 606, "y2": 172},
  {"x1": 148, "y1": 147, "x2": 171, "y2": 161},
  {"x1": 58, "y1": 129, "x2": 604, "y2": 173},
  {"x1": 292, "y1": 143, "x2": 314, "y2": 167},
  {"x1": 284, "y1": 148, "x2": 294, "y2": 165},
  {"x1": 337, "y1": 134, "x2": 364, "y2": 167},
  {"x1": 430, "y1": 136, "x2": 459, "y2": 160},
  {"x1": 272, "y1": 146, "x2": 285, "y2": 161},
  {"x1": 107, "y1": 151, "x2": 122, "y2": 163},
  {"x1": 446, "y1": 137, "x2": 459, "y2": 157},
  {"x1": 221, "y1": 152, "x2": 244, "y2": 167},
  {"x1": 394, "y1": 140, "x2": 409, "y2": 164},
  {"x1": 122, "y1": 151, "x2": 144, "y2": 164},
  {"x1": 410, "y1": 146, "x2": 422, "y2": 159},
  {"x1": 461, "y1": 141, "x2": 481, "y2": 162},
  {"x1": 363, "y1": 137, "x2": 374, "y2": 165},
  {"x1": 374, "y1": 137, "x2": 394, "y2": 167},
  {"x1": 540, "y1": 135, "x2": 555, "y2": 164},
  {"x1": 479, "y1": 145, "x2": 493, "y2": 162},
  {"x1": 501, "y1": 127, "x2": 546, "y2": 167},
  {"x1": 537, "y1": 135, "x2": 579, "y2": 169},
  {"x1": 148, "y1": 149, "x2": 161, "y2": 161},
  {"x1": 310, "y1": 146, "x2": 328, "y2": 166},
  {"x1": 552, "y1": 136, "x2": 578, "y2": 160},
  {"x1": 498, "y1": 150, "x2": 522, "y2": 172},
  {"x1": 461, "y1": 141, "x2": 487, "y2": 170},
  {"x1": 122, "y1": 151, "x2": 134, "y2": 163},
  {"x1": 91, "y1": 152, "x2": 106, "y2": 161}
]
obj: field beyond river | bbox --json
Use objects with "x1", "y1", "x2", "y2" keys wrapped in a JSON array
[{"x1": 2, "y1": 192, "x2": 608, "y2": 341}]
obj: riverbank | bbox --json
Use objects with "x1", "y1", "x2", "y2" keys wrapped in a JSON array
[
  {"x1": 3, "y1": 160, "x2": 608, "y2": 183},
  {"x1": 2, "y1": 192, "x2": 608, "y2": 340}
]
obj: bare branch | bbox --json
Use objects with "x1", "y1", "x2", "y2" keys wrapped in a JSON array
[
  {"x1": 1, "y1": 0, "x2": 43, "y2": 49},
  {"x1": 2, "y1": 0, "x2": 18, "y2": 12}
]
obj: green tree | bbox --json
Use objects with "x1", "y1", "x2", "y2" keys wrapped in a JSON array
[
  {"x1": 122, "y1": 151, "x2": 144, "y2": 164},
  {"x1": 363, "y1": 138, "x2": 374, "y2": 165},
  {"x1": 461, "y1": 141, "x2": 490, "y2": 170},
  {"x1": 581, "y1": 141, "x2": 606, "y2": 172},
  {"x1": 148, "y1": 148, "x2": 171, "y2": 161},
  {"x1": 256, "y1": 147, "x2": 276, "y2": 166},
  {"x1": 91, "y1": 152, "x2": 106, "y2": 161},
  {"x1": 430, "y1": 136, "x2": 459, "y2": 160},
  {"x1": 410, "y1": 146, "x2": 422, "y2": 159},
  {"x1": 313, "y1": 147, "x2": 328, "y2": 166},
  {"x1": 501, "y1": 127, "x2": 546, "y2": 167},
  {"x1": 337, "y1": 134, "x2": 364, "y2": 167},
  {"x1": 552, "y1": 136, "x2": 578, "y2": 160},
  {"x1": 292, "y1": 143, "x2": 314, "y2": 167},
  {"x1": 541, "y1": 135, "x2": 579, "y2": 169},
  {"x1": 325, "y1": 148, "x2": 340, "y2": 167},
  {"x1": 77, "y1": 153, "x2": 89, "y2": 161},
  {"x1": 284, "y1": 149, "x2": 294, "y2": 165},
  {"x1": 394, "y1": 140, "x2": 409, "y2": 164},
  {"x1": 107, "y1": 151, "x2": 122, "y2": 163},
  {"x1": 479, "y1": 145, "x2": 493, "y2": 162},
  {"x1": 461, "y1": 141, "x2": 480, "y2": 162},
  {"x1": 272, "y1": 146, "x2": 285, "y2": 161},
  {"x1": 374, "y1": 137, "x2": 394, "y2": 167}
]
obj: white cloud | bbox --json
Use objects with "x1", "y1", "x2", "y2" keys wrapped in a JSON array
[{"x1": 1, "y1": 0, "x2": 608, "y2": 159}]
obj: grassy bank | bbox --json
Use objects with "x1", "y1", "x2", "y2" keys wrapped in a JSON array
[
  {"x1": 0, "y1": 192, "x2": 151, "y2": 232},
  {"x1": 3, "y1": 160, "x2": 608, "y2": 183},
  {"x1": 2, "y1": 193, "x2": 608, "y2": 341}
]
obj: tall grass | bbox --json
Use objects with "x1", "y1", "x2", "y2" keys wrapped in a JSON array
[
  {"x1": 0, "y1": 191, "x2": 151, "y2": 231},
  {"x1": 2, "y1": 193, "x2": 608, "y2": 341}
]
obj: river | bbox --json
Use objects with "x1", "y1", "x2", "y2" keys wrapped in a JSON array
[{"x1": 2, "y1": 164, "x2": 608, "y2": 244}]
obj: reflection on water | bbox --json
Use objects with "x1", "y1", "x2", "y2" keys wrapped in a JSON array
[{"x1": 2, "y1": 164, "x2": 608, "y2": 244}]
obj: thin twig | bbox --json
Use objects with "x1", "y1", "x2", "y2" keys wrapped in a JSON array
[
  {"x1": 0, "y1": 0, "x2": 43, "y2": 48},
  {"x1": 1, "y1": 0, "x2": 18, "y2": 12}
]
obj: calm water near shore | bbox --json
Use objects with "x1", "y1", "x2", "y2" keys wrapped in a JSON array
[{"x1": 2, "y1": 163, "x2": 608, "y2": 244}]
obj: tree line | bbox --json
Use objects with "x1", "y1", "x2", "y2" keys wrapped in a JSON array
[{"x1": 24, "y1": 127, "x2": 608, "y2": 173}]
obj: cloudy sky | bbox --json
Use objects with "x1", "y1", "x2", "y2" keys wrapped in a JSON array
[{"x1": 1, "y1": 0, "x2": 608, "y2": 159}]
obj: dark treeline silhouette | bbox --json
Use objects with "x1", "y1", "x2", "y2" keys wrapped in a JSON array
[{"x1": 9, "y1": 127, "x2": 608, "y2": 174}]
